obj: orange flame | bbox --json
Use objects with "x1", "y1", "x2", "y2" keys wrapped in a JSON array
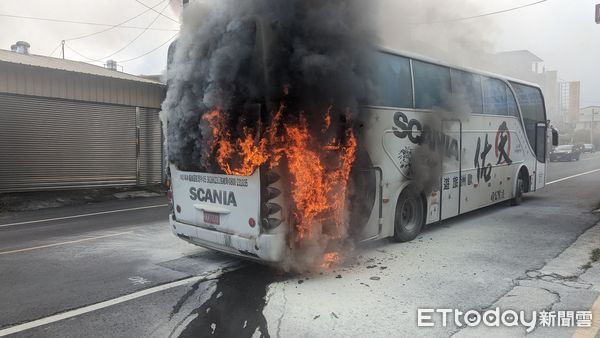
[
  {"x1": 202, "y1": 109, "x2": 270, "y2": 176},
  {"x1": 320, "y1": 252, "x2": 340, "y2": 269},
  {"x1": 201, "y1": 98, "x2": 357, "y2": 251},
  {"x1": 284, "y1": 115, "x2": 330, "y2": 240}
]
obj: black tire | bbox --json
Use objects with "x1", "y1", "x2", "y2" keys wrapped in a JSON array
[
  {"x1": 511, "y1": 176, "x2": 524, "y2": 206},
  {"x1": 393, "y1": 188, "x2": 424, "y2": 242}
]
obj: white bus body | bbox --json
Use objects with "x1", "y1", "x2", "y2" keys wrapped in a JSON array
[{"x1": 168, "y1": 50, "x2": 554, "y2": 263}]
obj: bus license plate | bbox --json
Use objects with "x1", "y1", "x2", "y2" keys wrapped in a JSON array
[{"x1": 204, "y1": 212, "x2": 220, "y2": 225}]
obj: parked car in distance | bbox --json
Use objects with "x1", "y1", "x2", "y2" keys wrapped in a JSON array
[
  {"x1": 583, "y1": 144, "x2": 595, "y2": 153},
  {"x1": 550, "y1": 144, "x2": 581, "y2": 162}
]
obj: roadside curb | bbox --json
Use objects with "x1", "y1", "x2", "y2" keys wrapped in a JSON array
[{"x1": 453, "y1": 221, "x2": 600, "y2": 337}]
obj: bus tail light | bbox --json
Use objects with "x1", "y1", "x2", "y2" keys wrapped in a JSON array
[
  {"x1": 265, "y1": 171, "x2": 281, "y2": 185},
  {"x1": 261, "y1": 169, "x2": 283, "y2": 230},
  {"x1": 165, "y1": 168, "x2": 175, "y2": 219},
  {"x1": 262, "y1": 202, "x2": 282, "y2": 216},
  {"x1": 262, "y1": 218, "x2": 282, "y2": 230},
  {"x1": 266, "y1": 187, "x2": 281, "y2": 200}
]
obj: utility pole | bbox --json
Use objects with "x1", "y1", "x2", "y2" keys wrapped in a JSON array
[
  {"x1": 592, "y1": 108, "x2": 598, "y2": 147},
  {"x1": 61, "y1": 40, "x2": 65, "y2": 60}
]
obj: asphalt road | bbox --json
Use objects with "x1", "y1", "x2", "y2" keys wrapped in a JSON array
[{"x1": 1, "y1": 153, "x2": 599, "y2": 337}]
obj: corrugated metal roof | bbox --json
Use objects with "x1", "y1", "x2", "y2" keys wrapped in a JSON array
[{"x1": 0, "y1": 49, "x2": 163, "y2": 85}]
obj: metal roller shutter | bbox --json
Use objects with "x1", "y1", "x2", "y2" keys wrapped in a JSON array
[
  {"x1": 0, "y1": 93, "x2": 136, "y2": 192},
  {"x1": 136, "y1": 107, "x2": 163, "y2": 186}
]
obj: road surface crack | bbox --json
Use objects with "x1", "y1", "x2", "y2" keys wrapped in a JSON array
[
  {"x1": 517, "y1": 271, "x2": 593, "y2": 290},
  {"x1": 276, "y1": 285, "x2": 288, "y2": 338}
]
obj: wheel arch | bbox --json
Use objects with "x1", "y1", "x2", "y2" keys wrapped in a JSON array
[
  {"x1": 385, "y1": 181, "x2": 428, "y2": 238},
  {"x1": 514, "y1": 165, "x2": 531, "y2": 194}
]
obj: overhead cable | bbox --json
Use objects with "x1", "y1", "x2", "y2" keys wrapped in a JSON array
[
  {"x1": 65, "y1": 0, "x2": 170, "y2": 41},
  {"x1": 414, "y1": 0, "x2": 548, "y2": 24},
  {"x1": 0, "y1": 13, "x2": 178, "y2": 32}
]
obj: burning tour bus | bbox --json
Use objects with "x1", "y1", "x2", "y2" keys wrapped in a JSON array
[{"x1": 162, "y1": 1, "x2": 556, "y2": 269}]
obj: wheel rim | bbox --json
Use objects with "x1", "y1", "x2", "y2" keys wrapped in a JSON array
[{"x1": 396, "y1": 193, "x2": 422, "y2": 232}]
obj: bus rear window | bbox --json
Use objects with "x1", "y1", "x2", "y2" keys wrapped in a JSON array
[{"x1": 370, "y1": 52, "x2": 413, "y2": 108}]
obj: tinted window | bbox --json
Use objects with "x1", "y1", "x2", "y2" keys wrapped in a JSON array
[
  {"x1": 413, "y1": 60, "x2": 451, "y2": 110},
  {"x1": 511, "y1": 83, "x2": 547, "y2": 162},
  {"x1": 371, "y1": 53, "x2": 413, "y2": 108},
  {"x1": 450, "y1": 70, "x2": 483, "y2": 114},
  {"x1": 508, "y1": 89, "x2": 519, "y2": 117},
  {"x1": 483, "y1": 77, "x2": 508, "y2": 115}
]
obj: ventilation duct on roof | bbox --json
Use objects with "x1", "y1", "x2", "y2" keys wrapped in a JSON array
[
  {"x1": 10, "y1": 41, "x2": 30, "y2": 55},
  {"x1": 106, "y1": 60, "x2": 118, "y2": 71}
]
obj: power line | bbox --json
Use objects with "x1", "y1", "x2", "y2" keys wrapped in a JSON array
[
  {"x1": 81, "y1": 2, "x2": 171, "y2": 62},
  {"x1": 135, "y1": 0, "x2": 179, "y2": 24},
  {"x1": 414, "y1": 0, "x2": 548, "y2": 24},
  {"x1": 63, "y1": 44, "x2": 105, "y2": 64},
  {"x1": 117, "y1": 32, "x2": 178, "y2": 63},
  {"x1": 65, "y1": 0, "x2": 170, "y2": 41},
  {"x1": 0, "y1": 13, "x2": 178, "y2": 32},
  {"x1": 48, "y1": 42, "x2": 63, "y2": 57},
  {"x1": 64, "y1": 31, "x2": 177, "y2": 65}
]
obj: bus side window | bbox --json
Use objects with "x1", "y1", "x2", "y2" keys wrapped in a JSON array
[
  {"x1": 371, "y1": 52, "x2": 413, "y2": 108},
  {"x1": 507, "y1": 86, "x2": 519, "y2": 117},
  {"x1": 450, "y1": 70, "x2": 483, "y2": 114},
  {"x1": 413, "y1": 60, "x2": 451, "y2": 110},
  {"x1": 511, "y1": 83, "x2": 547, "y2": 163},
  {"x1": 483, "y1": 77, "x2": 508, "y2": 116}
]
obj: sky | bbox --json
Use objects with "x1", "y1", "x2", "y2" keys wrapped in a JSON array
[{"x1": 0, "y1": 0, "x2": 598, "y2": 107}]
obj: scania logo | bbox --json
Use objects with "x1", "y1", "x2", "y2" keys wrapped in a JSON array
[
  {"x1": 189, "y1": 187, "x2": 237, "y2": 207},
  {"x1": 392, "y1": 112, "x2": 460, "y2": 161}
]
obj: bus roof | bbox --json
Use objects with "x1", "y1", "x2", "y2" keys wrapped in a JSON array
[{"x1": 378, "y1": 46, "x2": 542, "y2": 90}]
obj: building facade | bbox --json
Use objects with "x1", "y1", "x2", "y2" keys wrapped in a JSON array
[
  {"x1": 0, "y1": 47, "x2": 166, "y2": 193},
  {"x1": 576, "y1": 106, "x2": 600, "y2": 130},
  {"x1": 487, "y1": 50, "x2": 581, "y2": 126}
]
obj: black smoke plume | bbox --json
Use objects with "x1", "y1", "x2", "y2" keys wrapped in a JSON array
[{"x1": 161, "y1": 0, "x2": 377, "y2": 171}]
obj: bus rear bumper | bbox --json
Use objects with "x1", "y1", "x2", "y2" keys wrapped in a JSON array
[{"x1": 169, "y1": 215, "x2": 287, "y2": 263}]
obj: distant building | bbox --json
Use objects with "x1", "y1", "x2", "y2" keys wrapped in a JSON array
[
  {"x1": 567, "y1": 82, "x2": 581, "y2": 123},
  {"x1": 486, "y1": 50, "x2": 580, "y2": 125},
  {"x1": 0, "y1": 44, "x2": 166, "y2": 193},
  {"x1": 492, "y1": 50, "x2": 545, "y2": 84},
  {"x1": 576, "y1": 106, "x2": 600, "y2": 130}
]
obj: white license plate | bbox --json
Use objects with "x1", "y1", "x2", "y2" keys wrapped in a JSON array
[{"x1": 203, "y1": 212, "x2": 220, "y2": 225}]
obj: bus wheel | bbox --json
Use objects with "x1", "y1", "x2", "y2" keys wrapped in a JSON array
[
  {"x1": 393, "y1": 188, "x2": 424, "y2": 242},
  {"x1": 511, "y1": 176, "x2": 524, "y2": 206}
]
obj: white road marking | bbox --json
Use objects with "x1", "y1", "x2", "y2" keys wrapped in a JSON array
[
  {"x1": 0, "y1": 231, "x2": 133, "y2": 256},
  {"x1": 547, "y1": 168, "x2": 600, "y2": 186},
  {"x1": 128, "y1": 276, "x2": 152, "y2": 286},
  {"x1": 0, "y1": 267, "x2": 235, "y2": 337},
  {"x1": 0, "y1": 204, "x2": 168, "y2": 228}
]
